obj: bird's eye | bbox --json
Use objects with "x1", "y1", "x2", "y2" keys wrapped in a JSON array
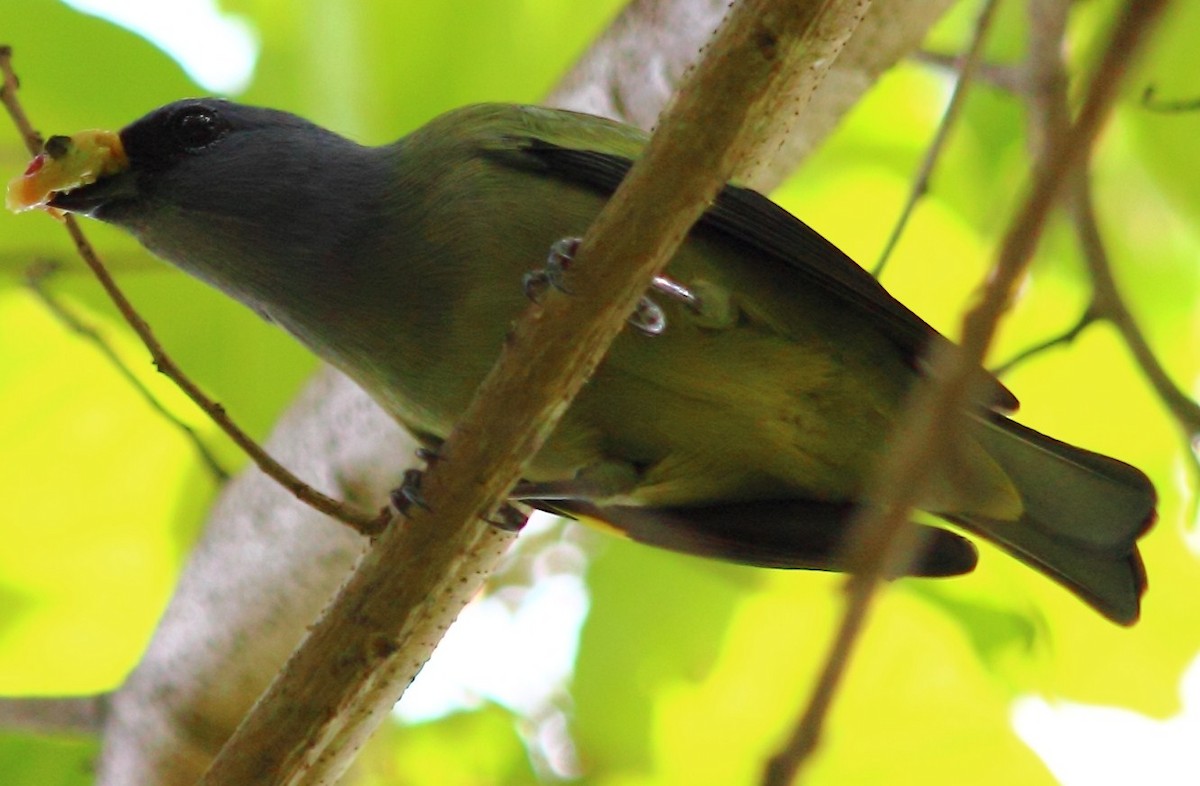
[{"x1": 170, "y1": 107, "x2": 227, "y2": 151}]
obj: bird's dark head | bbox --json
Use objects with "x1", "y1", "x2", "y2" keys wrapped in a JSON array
[{"x1": 17, "y1": 98, "x2": 386, "y2": 315}]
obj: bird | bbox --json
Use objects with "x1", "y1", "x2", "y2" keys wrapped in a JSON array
[{"x1": 7, "y1": 98, "x2": 1156, "y2": 624}]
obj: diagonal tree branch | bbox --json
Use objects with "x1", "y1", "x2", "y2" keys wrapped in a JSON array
[
  {"x1": 64, "y1": 2, "x2": 965, "y2": 783},
  {"x1": 199, "y1": 2, "x2": 873, "y2": 783}
]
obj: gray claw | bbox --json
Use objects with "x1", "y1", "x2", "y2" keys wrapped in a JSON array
[
  {"x1": 525, "y1": 236, "x2": 582, "y2": 301},
  {"x1": 523, "y1": 269, "x2": 550, "y2": 302},
  {"x1": 628, "y1": 296, "x2": 667, "y2": 336},
  {"x1": 487, "y1": 503, "x2": 528, "y2": 532},
  {"x1": 526, "y1": 242, "x2": 701, "y2": 337},
  {"x1": 651, "y1": 275, "x2": 700, "y2": 310},
  {"x1": 390, "y1": 468, "x2": 430, "y2": 514},
  {"x1": 627, "y1": 275, "x2": 707, "y2": 335}
]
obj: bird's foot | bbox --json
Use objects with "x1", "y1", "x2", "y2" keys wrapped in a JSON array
[
  {"x1": 389, "y1": 467, "x2": 430, "y2": 514},
  {"x1": 524, "y1": 236, "x2": 581, "y2": 301},
  {"x1": 527, "y1": 238, "x2": 713, "y2": 337},
  {"x1": 650, "y1": 274, "x2": 701, "y2": 310},
  {"x1": 415, "y1": 445, "x2": 442, "y2": 465},
  {"x1": 487, "y1": 503, "x2": 528, "y2": 532},
  {"x1": 628, "y1": 295, "x2": 667, "y2": 335},
  {"x1": 628, "y1": 274, "x2": 707, "y2": 336}
]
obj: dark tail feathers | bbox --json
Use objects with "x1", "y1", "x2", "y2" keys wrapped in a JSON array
[{"x1": 948, "y1": 415, "x2": 1156, "y2": 625}]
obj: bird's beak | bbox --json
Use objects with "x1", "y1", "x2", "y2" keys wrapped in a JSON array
[{"x1": 6, "y1": 129, "x2": 131, "y2": 219}]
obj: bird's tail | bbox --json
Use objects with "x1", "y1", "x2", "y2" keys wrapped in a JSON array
[{"x1": 947, "y1": 415, "x2": 1156, "y2": 625}]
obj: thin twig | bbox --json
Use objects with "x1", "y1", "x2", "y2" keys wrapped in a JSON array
[
  {"x1": 764, "y1": 3, "x2": 1171, "y2": 783},
  {"x1": 0, "y1": 45, "x2": 41, "y2": 151},
  {"x1": 914, "y1": 50, "x2": 1025, "y2": 95},
  {"x1": 1141, "y1": 85, "x2": 1200, "y2": 113},
  {"x1": 875, "y1": 0, "x2": 1002, "y2": 276},
  {"x1": 1069, "y1": 170, "x2": 1200, "y2": 465},
  {"x1": 990, "y1": 305, "x2": 1098, "y2": 377},
  {"x1": 0, "y1": 694, "x2": 109, "y2": 736},
  {"x1": 1, "y1": 46, "x2": 388, "y2": 537},
  {"x1": 25, "y1": 260, "x2": 230, "y2": 482},
  {"x1": 56, "y1": 218, "x2": 389, "y2": 533}
]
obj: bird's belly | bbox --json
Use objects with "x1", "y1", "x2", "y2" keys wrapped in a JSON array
[{"x1": 528, "y1": 313, "x2": 914, "y2": 508}]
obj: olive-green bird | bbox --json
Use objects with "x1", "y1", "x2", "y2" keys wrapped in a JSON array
[{"x1": 17, "y1": 99, "x2": 1155, "y2": 623}]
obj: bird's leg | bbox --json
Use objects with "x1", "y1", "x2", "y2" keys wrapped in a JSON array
[
  {"x1": 389, "y1": 467, "x2": 430, "y2": 514},
  {"x1": 649, "y1": 274, "x2": 701, "y2": 310},
  {"x1": 391, "y1": 442, "x2": 526, "y2": 531},
  {"x1": 487, "y1": 503, "x2": 528, "y2": 532},
  {"x1": 627, "y1": 296, "x2": 667, "y2": 336},
  {"x1": 629, "y1": 273, "x2": 715, "y2": 334},
  {"x1": 655, "y1": 275, "x2": 740, "y2": 329},
  {"x1": 524, "y1": 237, "x2": 580, "y2": 301},
  {"x1": 527, "y1": 237, "x2": 722, "y2": 336},
  {"x1": 628, "y1": 275, "x2": 711, "y2": 336},
  {"x1": 511, "y1": 459, "x2": 642, "y2": 505},
  {"x1": 388, "y1": 440, "x2": 444, "y2": 515}
]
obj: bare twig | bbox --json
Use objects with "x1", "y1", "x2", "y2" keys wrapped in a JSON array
[
  {"x1": 1026, "y1": 0, "x2": 1071, "y2": 157},
  {"x1": 990, "y1": 305, "x2": 1098, "y2": 377},
  {"x1": 1072, "y1": 177, "x2": 1200, "y2": 515},
  {"x1": 198, "y1": 2, "x2": 872, "y2": 783},
  {"x1": 0, "y1": 45, "x2": 41, "y2": 151},
  {"x1": 57, "y1": 214, "x2": 390, "y2": 535},
  {"x1": 875, "y1": 0, "x2": 1002, "y2": 276},
  {"x1": 1141, "y1": 85, "x2": 1200, "y2": 113},
  {"x1": 1, "y1": 47, "x2": 388, "y2": 536},
  {"x1": 915, "y1": 50, "x2": 1025, "y2": 95},
  {"x1": 0, "y1": 694, "x2": 109, "y2": 736},
  {"x1": 1069, "y1": 171, "x2": 1200, "y2": 473},
  {"x1": 1070, "y1": 178, "x2": 1200, "y2": 436},
  {"x1": 25, "y1": 260, "x2": 230, "y2": 482},
  {"x1": 1025, "y1": 0, "x2": 1200, "y2": 477},
  {"x1": 764, "y1": 2, "x2": 1171, "y2": 783}
]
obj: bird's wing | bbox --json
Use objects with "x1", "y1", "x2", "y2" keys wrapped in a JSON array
[{"x1": 483, "y1": 131, "x2": 1018, "y2": 412}]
